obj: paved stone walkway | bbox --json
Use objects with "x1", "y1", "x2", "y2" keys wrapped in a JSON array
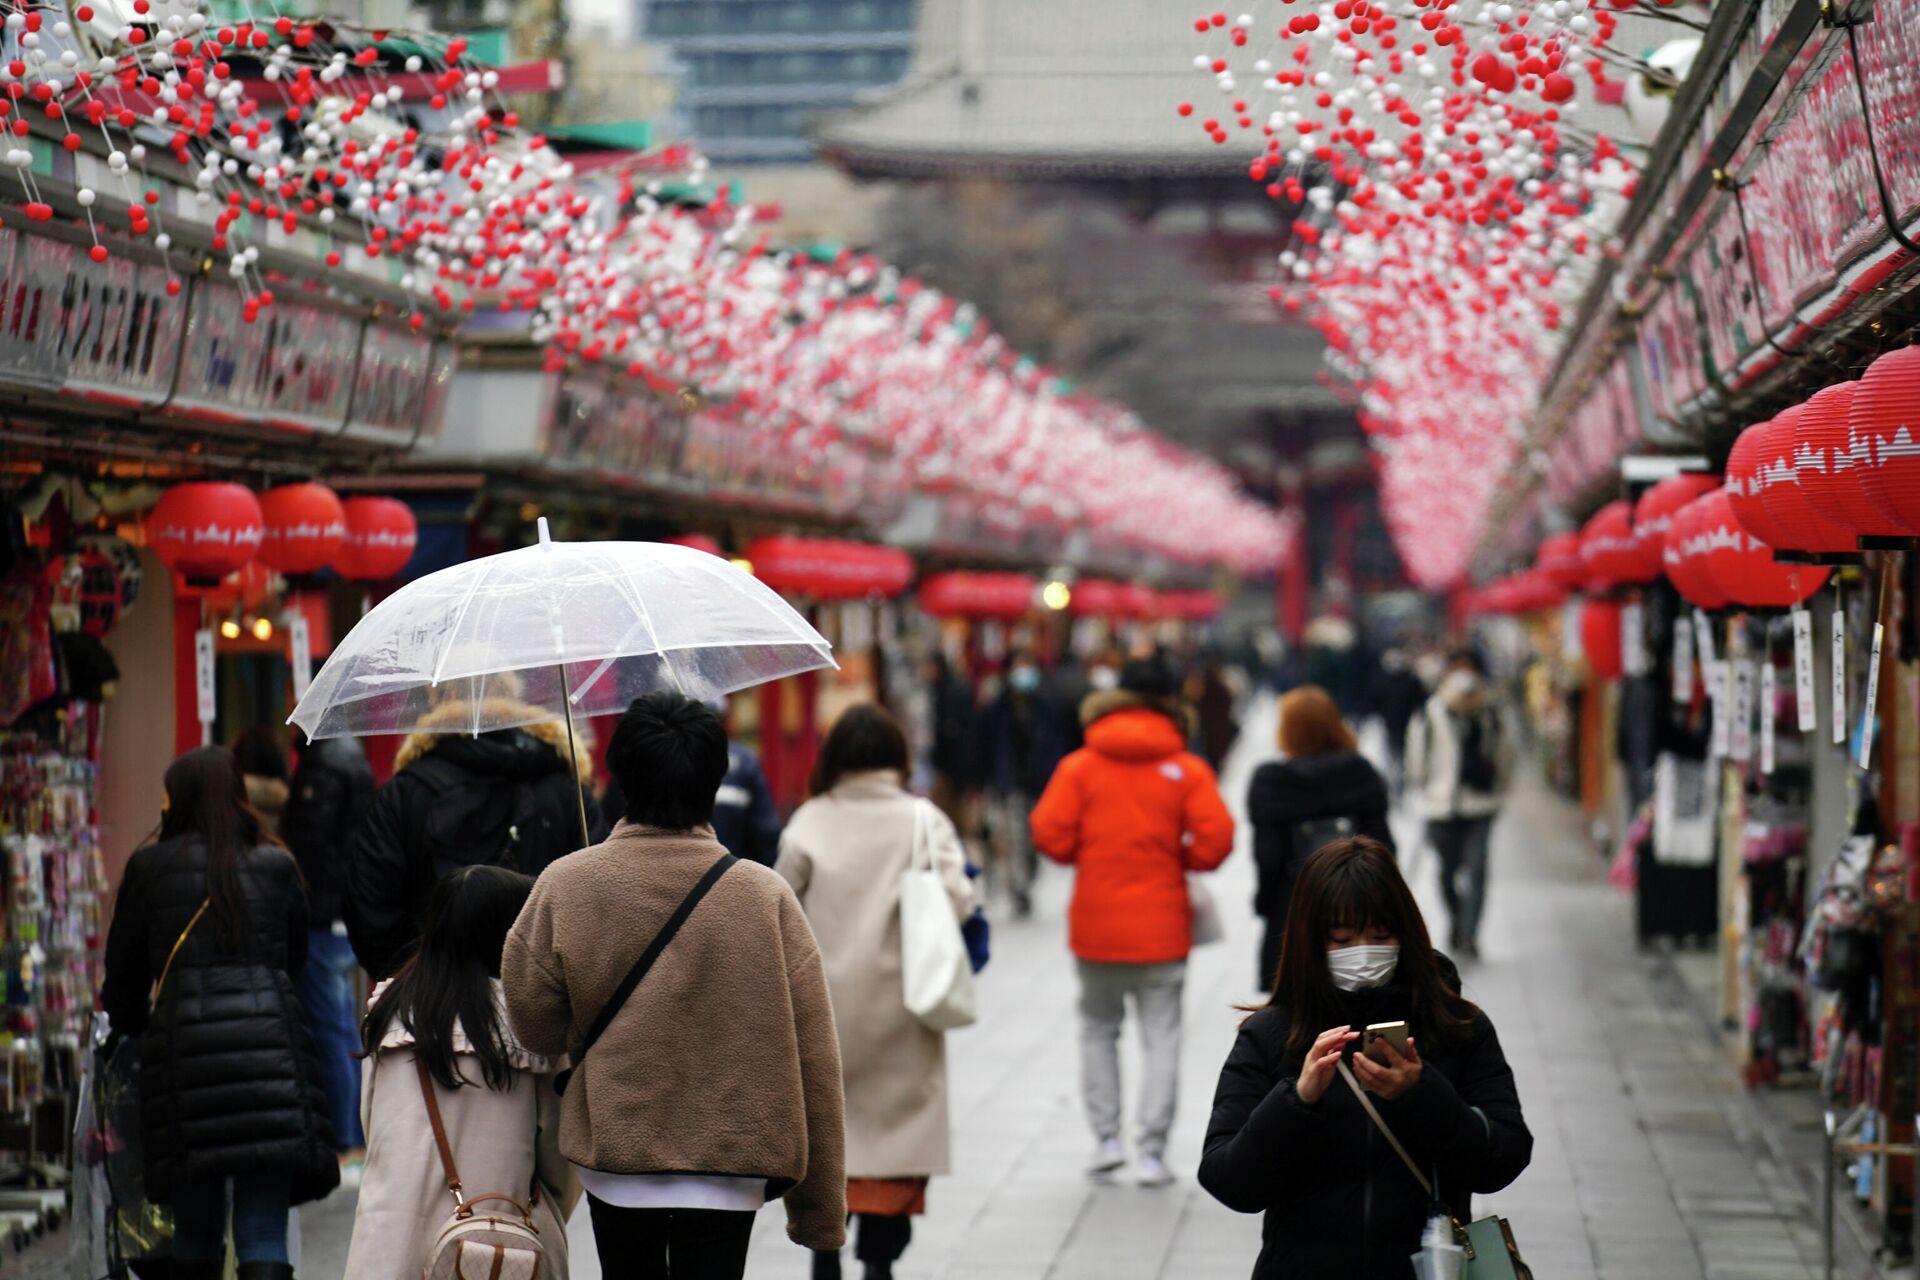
[{"x1": 273, "y1": 694, "x2": 1828, "y2": 1279}]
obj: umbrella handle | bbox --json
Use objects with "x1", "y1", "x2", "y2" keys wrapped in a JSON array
[{"x1": 557, "y1": 662, "x2": 594, "y2": 850}]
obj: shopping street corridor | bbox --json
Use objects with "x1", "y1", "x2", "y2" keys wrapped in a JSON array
[{"x1": 271, "y1": 694, "x2": 1825, "y2": 1280}]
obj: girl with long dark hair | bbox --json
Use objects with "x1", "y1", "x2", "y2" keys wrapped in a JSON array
[
  {"x1": 1197, "y1": 837, "x2": 1532, "y2": 1279},
  {"x1": 101, "y1": 746, "x2": 339, "y2": 1280},
  {"x1": 345, "y1": 864, "x2": 576, "y2": 1279}
]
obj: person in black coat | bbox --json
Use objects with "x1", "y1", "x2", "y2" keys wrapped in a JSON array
[
  {"x1": 282, "y1": 732, "x2": 376, "y2": 1155},
  {"x1": 102, "y1": 746, "x2": 339, "y2": 1280},
  {"x1": 346, "y1": 696, "x2": 605, "y2": 980},
  {"x1": 981, "y1": 653, "x2": 1067, "y2": 916},
  {"x1": 1199, "y1": 838, "x2": 1531, "y2": 1280},
  {"x1": 1249, "y1": 685, "x2": 1394, "y2": 990}
]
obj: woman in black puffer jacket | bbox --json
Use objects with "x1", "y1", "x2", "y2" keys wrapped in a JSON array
[
  {"x1": 103, "y1": 746, "x2": 339, "y2": 1280},
  {"x1": 1249, "y1": 685, "x2": 1394, "y2": 990},
  {"x1": 1199, "y1": 837, "x2": 1531, "y2": 1279}
]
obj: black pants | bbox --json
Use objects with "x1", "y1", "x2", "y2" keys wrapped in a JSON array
[
  {"x1": 587, "y1": 1196, "x2": 756, "y2": 1280},
  {"x1": 813, "y1": 1213, "x2": 912, "y2": 1273}
]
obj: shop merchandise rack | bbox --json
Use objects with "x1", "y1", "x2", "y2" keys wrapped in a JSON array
[{"x1": 0, "y1": 702, "x2": 110, "y2": 1250}]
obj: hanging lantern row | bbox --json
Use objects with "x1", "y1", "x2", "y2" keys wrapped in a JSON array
[
  {"x1": 0, "y1": 9, "x2": 1286, "y2": 575},
  {"x1": 743, "y1": 536, "x2": 915, "y2": 602},
  {"x1": 146, "y1": 481, "x2": 417, "y2": 588},
  {"x1": 1722, "y1": 344, "x2": 1920, "y2": 554}
]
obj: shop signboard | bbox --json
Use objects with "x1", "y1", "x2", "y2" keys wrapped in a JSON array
[
  {"x1": 170, "y1": 281, "x2": 357, "y2": 434},
  {"x1": 1853, "y1": 9, "x2": 1920, "y2": 227},
  {"x1": 344, "y1": 322, "x2": 444, "y2": 447},
  {"x1": 0, "y1": 227, "x2": 75, "y2": 391},
  {"x1": 1694, "y1": 195, "x2": 1765, "y2": 374},
  {"x1": 57, "y1": 253, "x2": 183, "y2": 408}
]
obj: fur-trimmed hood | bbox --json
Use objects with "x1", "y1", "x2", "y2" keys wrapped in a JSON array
[
  {"x1": 1080, "y1": 687, "x2": 1195, "y2": 735},
  {"x1": 393, "y1": 698, "x2": 595, "y2": 784}
]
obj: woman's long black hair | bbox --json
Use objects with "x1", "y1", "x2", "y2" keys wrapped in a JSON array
[
  {"x1": 1263, "y1": 836, "x2": 1479, "y2": 1057},
  {"x1": 362, "y1": 865, "x2": 535, "y2": 1091},
  {"x1": 159, "y1": 746, "x2": 275, "y2": 952}
]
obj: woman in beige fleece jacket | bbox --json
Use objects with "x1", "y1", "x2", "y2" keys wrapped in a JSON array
[{"x1": 503, "y1": 692, "x2": 846, "y2": 1279}]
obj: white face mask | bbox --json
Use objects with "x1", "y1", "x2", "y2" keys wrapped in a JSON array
[
  {"x1": 1089, "y1": 666, "x2": 1120, "y2": 691},
  {"x1": 1439, "y1": 670, "x2": 1479, "y2": 700},
  {"x1": 1327, "y1": 943, "x2": 1400, "y2": 992}
]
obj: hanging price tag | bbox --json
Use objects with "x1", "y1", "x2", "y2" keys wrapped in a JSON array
[
  {"x1": 194, "y1": 629, "x2": 217, "y2": 727},
  {"x1": 1693, "y1": 610, "x2": 1718, "y2": 669},
  {"x1": 1673, "y1": 622, "x2": 1693, "y2": 704},
  {"x1": 1730, "y1": 660, "x2": 1754, "y2": 763},
  {"x1": 289, "y1": 614, "x2": 312, "y2": 703},
  {"x1": 1760, "y1": 661, "x2": 1777, "y2": 775},
  {"x1": 1861, "y1": 621, "x2": 1884, "y2": 769},
  {"x1": 1709, "y1": 662, "x2": 1731, "y2": 759},
  {"x1": 1792, "y1": 609, "x2": 1815, "y2": 732},
  {"x1": 1832, "y1": 608, "x2": 1848, "y2": 746},
  {"x1": 1621, "y1": 603, "x2": 1647, "y2": 676}
]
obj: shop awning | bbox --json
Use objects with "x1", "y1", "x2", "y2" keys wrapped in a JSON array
[
  {"x1": 918, "y1": 571, "x2": 1036, "y2": 620},
  {"x1": 744, "y1": 536, "x2": 914, "y2": 601}
]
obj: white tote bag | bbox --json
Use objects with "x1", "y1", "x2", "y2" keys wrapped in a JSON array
[
  {"x1": 900, "y1": 799, "x2": 978, "y2": 1032},
  {"x1": 1188, "y1": 874, "x2": 1225, "y2": 948}
]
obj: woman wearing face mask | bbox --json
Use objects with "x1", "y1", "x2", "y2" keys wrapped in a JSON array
[
  {"x1": 1197, "y1": 837, "x2": 1531, "y2": 1279},
  {"x1": 982, "y1": 653, "x2": 1066, "y2": 917}
]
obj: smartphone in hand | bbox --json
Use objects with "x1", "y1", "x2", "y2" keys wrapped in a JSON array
[{"x1": 1364, "y1": 1020, "x2": 1410, "y2": 1065}]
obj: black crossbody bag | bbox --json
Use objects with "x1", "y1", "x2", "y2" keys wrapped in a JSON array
[{"x1": 553, "y1": 853, "x2": 736, "y2": 1095}]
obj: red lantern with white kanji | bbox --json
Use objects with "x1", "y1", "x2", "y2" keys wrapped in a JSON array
[
  {"x1": 1536, "y1": 531, "x2": 1586, "y2": 591},
  {"x1": 146, "y1": 482, "x2": 264, "y2": 587},
  {"x1": 258, "y1": 482, "x2": 347, "y2": 575},
  {"x1": 1793, "y1": 381, "x2": 1907, "y2": 538},
  {"x1": 1579, "y1": 500, "x2": 1636, "y2": 588},
  {"x1": 1755, "y1": 405, "x2": 1856, "y2": 554},
  {"x1": 1726, "y1": 422, "x2": 1789, "y2": 548},
  {"x1": 1630, "y1": 472, "x2": 1716, "y2": 582},
  {"x1": 1698, "y1": 488, "x2": 1828, "y2": 609},
  {"x1": 335, "y1": 497, "x2": 418, "y2": 582},
  {"x1": 1664, "y1": 493, "x2": 1729, "y2": 610},
  {"x1": 1849, "y1": 345, "x2": 1920, "y2": 534}
]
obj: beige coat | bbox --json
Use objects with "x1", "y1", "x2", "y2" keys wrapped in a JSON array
[
  {"x1": 342, "y1": 981, "x2": 579, "y2": 1280},
  {"x1": 777, "y1": 772, "x2": 975, "y2": 1179},
  {"x1": 502, "y1": 822, "x2": 848, "y2": 1251}
]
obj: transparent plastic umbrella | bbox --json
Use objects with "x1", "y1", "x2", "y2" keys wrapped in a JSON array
[{"x1": 288, "y1": 520, "x2": 836, "y2": 839}]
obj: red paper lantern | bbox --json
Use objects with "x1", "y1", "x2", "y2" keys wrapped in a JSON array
[
  {"x1": 1793, "y1": 381, "x2": 1907, "y2": 538},
  {"x1": 1726, "y1": 422, "x2": 1790, "y2": 548},
  {"x1": 1754, "y1": 405, "x2": 1856, "y2": 553},
  {"x1": 1156, "y1": 588, "x2": 1223, "y2": 620},
  {"x1": 744, "y1": 536, "x2": 913, "y2": 600},
  {"x1": 1579, "y1": 500, "x2": 1636, "y2": 588},
  {"x1": 146, "y1": 482, "x2": 264, "y2": 587},
  {"x1": 1579, "y1": 599, "x2": 1624, "y2": 680},
  {"x1": 1849, "y1": 345, "x2": 1920, "y2": 534},
  {"x1": 1535, "y1": 531, "x2": 1586, "y2": 590},
  {"x1": 918, "y1": 572, "x2": 1037, "y2": 620},
  {"x1": 258, "y1": 482, "x2": 347, "y2": 575},
  {"x1": 335, "y1": 496, "x2": 418, "y2": 582},
  {"x1": 1630, "y1": 472, "x2": 1716, "y2": 582},
  {"x1": 1069, "y1": 579, "x2": 1124, "y2": 618},
  {"x1": 1663, "y1": 493, "x2": 1729, "y2": 610},
  {"x1": 1697, "y1": 488, "x2": 1829, "y2": 609}
]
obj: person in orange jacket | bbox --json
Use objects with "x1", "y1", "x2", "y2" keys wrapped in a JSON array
[{"x1": 1030, "y1": 656, "x2": 1236, "y2": 1188}]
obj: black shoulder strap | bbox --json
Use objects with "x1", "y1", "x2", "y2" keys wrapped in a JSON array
[{"x1": 558, "y1": 853, "x2": 736, "y2": 1092}]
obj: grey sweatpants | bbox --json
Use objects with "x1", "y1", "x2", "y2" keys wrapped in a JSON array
[{"x1": 1076, "y1": 958, "x2": 1186, "y2": 1157}]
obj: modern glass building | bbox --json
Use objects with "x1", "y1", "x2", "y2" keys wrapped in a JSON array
[{"x1": 638, "y1": 0, "x2": 918, "y2": 164}]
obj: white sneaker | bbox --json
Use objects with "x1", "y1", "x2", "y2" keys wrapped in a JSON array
[
  {"x1": 1086, "y1": 1137, "x2": 1126, "y2": 1177},
  {"x1": 1134, "y1": 1152, "x2": 1174, "y2": 1187}
]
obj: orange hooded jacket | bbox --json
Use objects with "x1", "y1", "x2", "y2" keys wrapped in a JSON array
[{"x1": 1029, "y1": 690, "x2": 1236, "y2": 964}]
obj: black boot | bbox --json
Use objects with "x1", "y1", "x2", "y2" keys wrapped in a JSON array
[
  {"x1": 862, "y1": 1268, "x2": 893, "y2": 1280},
  {"x1": 812, "y1": 1249, "x2": 843, "y2": 1280},
  {"x1": 236, "y1": 1264, "x2": 296, "y2": 1280},
  {"x1": 167, "y1": 1263, "x2": 223, "y2": 1280}
]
